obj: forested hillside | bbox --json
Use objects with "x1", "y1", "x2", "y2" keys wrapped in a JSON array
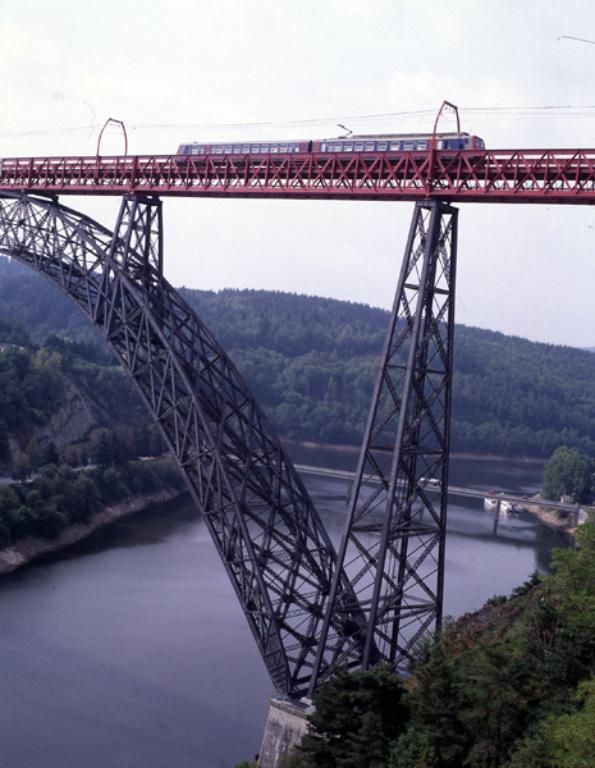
[{"x1": 2, "y1": 256, "x2": 595, "y2": 458}]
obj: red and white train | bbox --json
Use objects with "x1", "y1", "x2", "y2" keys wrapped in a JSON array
[{"x1": 176, "y1": 132, "x2": 485, "y2": 158}]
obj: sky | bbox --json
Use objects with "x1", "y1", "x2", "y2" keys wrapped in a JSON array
[{"x1": 1, "y1": 0, "x2": 595, "y2": 346}]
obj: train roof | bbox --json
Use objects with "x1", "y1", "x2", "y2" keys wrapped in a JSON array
[
  {"x1": 342, "y1": 131, "x2": 471, "y2": 140},
  {"x1": 179, "y1": 131, "x2": 475, "y2": 146}
]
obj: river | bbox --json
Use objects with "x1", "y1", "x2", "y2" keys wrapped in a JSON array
[{"x1": 0, "y1": 447, "x2": 569, "y2": 768}]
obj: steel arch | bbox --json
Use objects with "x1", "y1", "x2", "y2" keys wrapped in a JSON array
[{"x1": 0, "y1": 192, "x2": 367, "y2": 697}]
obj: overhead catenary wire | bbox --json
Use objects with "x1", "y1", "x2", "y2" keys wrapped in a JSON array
[{"x1": 4, "y1": 104, "x2": 595, "y2": 140}]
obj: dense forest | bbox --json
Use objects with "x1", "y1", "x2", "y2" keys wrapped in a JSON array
[{"x1": 2, "y1": 255, "x2": 595, "y2": 458}]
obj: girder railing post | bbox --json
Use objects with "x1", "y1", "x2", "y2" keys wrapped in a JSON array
[{"x1": 311, "y1": 200, "x2": 458, "y2": 688}]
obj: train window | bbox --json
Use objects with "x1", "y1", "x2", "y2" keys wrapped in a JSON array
[
  {"x1": 251, "y1": 144, "x2": 260, "y2": 152},
  {"x1": 213, "y1": 145, "x2": 224, "y2": 154},
  {"x1": 261, "y1": 144, "x2": 269, "y2": 152},
  {"x1": 377, "y1": 141, "x2": 388, "y2": 151},
  {"x1": 364, "y1": 142, "x2": 374, "y2": 151},
  {"x1": 390, "y1": 141, "x2": 401, "y2": 151},
  {"x1": 417, "y1": 140, "x2": 427, "y2": 150},
  {"x1": 291, "y1": 144, "x2": 299, "y2": 152},
  {"x1": 241, "y1": 144, "x2": 250, "y2": 153},
  {"x1": 404, "y1": 141, "x2": 414, "y2": 151},
  {"x1": 224, "y1": 145, "x2": 232, "y2": 154},
  {"x1": 354, "y1": 142, "x2": 364, "y2": 151},
  {"x1": 332, "y1": 143, "x2": 341, "y2": 152},
  {"x1": 280, "y1": 144, "x2": 288, "y2": 152},
  {"x1": 233, "y1": 145, "x2": 242, "y2": 154},
  {"x1": 343, "y1": 143, "x2": 353, "y2": 152},
  {"x1": 270, "y1": 144, "x2": 279, "y2": 153}
]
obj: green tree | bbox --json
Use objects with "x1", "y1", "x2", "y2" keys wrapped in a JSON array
[
  {"x1": 92, "y1": 432, "x2": 113, "y2": 469},
  {"x1": 0, "y1": 517, "x2": 11, "y2": 547},
  {"x1": 39, "y1": 440, "x2": 60, "y2": 466},
  {"x1": 390, "y1": 728, "x2": 434, "y2": 768},
  {"x1": 458, "y1": 647, "x2": 527, "y2": 768},
  {"x1": 395, "y1": 644, "x2": 468, "y2": 768},
  {"x1": 295, "y1": 664, "x2": 408, "y2": 768},
  {"x1": 550, "y1": 677, "x2": 595, "y2": 767},
  {"x1": 505, "y1": 678, "x2": 595, "y2": 768},
  {"x1": 12, "y1": 455, "x2": 32, "y2": 482},
  {"x1": 543, "y1": 446, "x2": 595, "y2": 503}
]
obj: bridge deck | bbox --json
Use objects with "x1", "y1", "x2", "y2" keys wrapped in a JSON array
[{"x1": 1, "y1": 149, "x2": 595, "y2": 203}]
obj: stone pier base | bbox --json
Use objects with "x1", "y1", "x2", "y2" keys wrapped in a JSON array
[{"x1": 258, "y1": 696, "x2": 313, "y2": 768}]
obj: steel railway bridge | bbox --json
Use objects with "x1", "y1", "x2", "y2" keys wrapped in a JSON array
[{"x1": 0, "y1": 143, "x2": 591, "y2": 699}]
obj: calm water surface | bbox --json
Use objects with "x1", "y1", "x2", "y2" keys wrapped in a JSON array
[{"x1": 0, "y1": 448, "x2": 569, "y2": 768}]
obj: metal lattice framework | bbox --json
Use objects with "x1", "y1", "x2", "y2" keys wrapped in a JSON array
[
  {"x1": 312, "y1": 201, "x2": 458, "y2": 687},
  {"x1": 1, "y1": 139, "x2": 593, "y2": 698},
  {"x1": 3, "y1": 149, "x2": 595, "y2": 202},
  {"x1": 0, "y1": 191, "x2": 368, "y2": 698}
]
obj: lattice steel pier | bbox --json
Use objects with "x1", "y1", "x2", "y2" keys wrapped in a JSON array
[{"x1": 311, "y1": 200, "x2": 458, "y2": 688}]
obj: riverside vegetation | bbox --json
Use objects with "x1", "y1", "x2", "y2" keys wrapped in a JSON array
[{"x1": 0, "y1": 459, "x2": 184, "y2": 549}]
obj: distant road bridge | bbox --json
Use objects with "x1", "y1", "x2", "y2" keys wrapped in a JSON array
[
  {"x1": 0, "y1": 135, "x2": 592, "y2": 698},
  {"x1": 294, "y1": 463, "x2": 581, "y2": 515}
]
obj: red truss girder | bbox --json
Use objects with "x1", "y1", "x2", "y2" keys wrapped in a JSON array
[{"x1": 2, "y1": 149, "x2": 595, "y2": 203}]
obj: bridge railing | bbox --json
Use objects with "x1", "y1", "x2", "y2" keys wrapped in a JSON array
[{"x1": 1, "y1": 149, "x2": 595, "y2": 202}]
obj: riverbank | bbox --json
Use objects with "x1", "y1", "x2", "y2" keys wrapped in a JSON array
[
  {"x1": 0, "y1": 485, "x2": 186, "y2": 576},
  {"x1": 524, "y1": 496, "x2": 590, "y2": 539}
]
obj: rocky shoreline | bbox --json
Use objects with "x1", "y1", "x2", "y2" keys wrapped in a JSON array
[
  {"x1": 524, "y1": 498, "x2": 588, "y2": 539},
  {"x1": 0, "y1": 486, "x2": 186, "y2": 576}
]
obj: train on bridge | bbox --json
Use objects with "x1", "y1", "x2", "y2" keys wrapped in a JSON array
[{"x1": 176, "y1": 131, "x2": 486, "y2": 157}]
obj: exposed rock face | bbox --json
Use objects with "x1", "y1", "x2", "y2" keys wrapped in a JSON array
[
  {"x1": 9, "y1": 373, "x2": 102, "y2": 467},
  {"x1": 34, "y1": 375, "x2": 100, "y2": 456}
]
